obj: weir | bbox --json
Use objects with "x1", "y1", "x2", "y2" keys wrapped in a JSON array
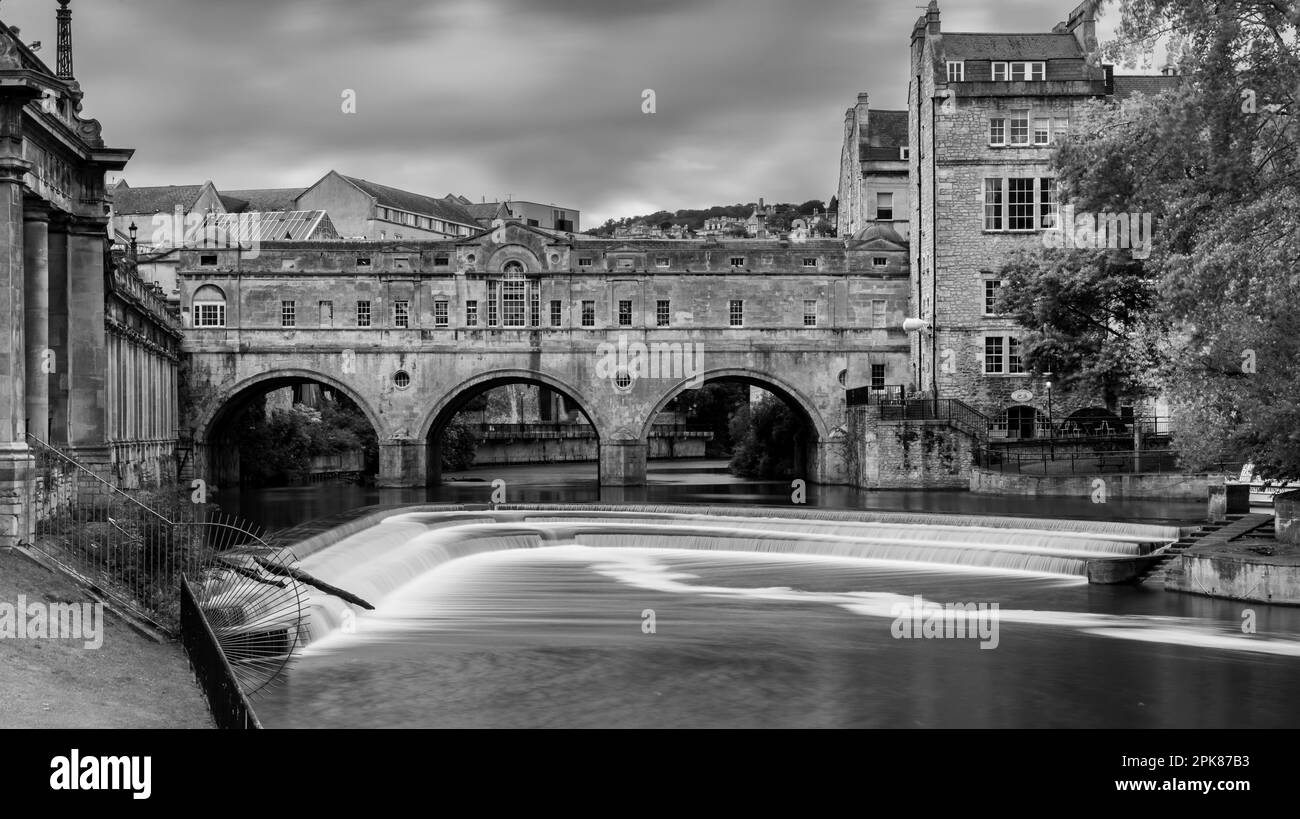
[{"x1": 279, "y1": 505, "x2": 1178, "y2": 644}]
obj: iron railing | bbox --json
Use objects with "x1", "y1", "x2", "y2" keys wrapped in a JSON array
[
  {"x1": 471, "y1": 422, "x2": 712, "y2": 439},
  {"x1": 878, "y1": 398, "x2": 990, "y2": 440},
  {"x1": 845, "y1": 385, "x2": 905, "y2": 406},
  {"x1": 179, "y1": 576, "x2": 263, "y2": 729},
  {"x1": 23, "y1": 433, "x2": 287, "y2": 633},
  {"x1": 974, "y1": 446, "x2": 1242, "y2": 475}
]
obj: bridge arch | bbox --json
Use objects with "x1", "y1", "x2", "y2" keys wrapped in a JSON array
[
  {"x1": 193, "y1": 368, "x2": 383, "y2": 488},
  {"x1": 418, "y1": 369, "x2": 607, "y2": 484},
  {"x1": 195, "y1": 368, "x2": 382, "y2": 445},
  {"x1": 638, "y1": 367, "x2": 830, "y2": 443}
]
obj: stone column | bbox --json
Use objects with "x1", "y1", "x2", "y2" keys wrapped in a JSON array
[
  {"x1": 23, "y1": 203, "x2": 51, "y2": 443},
  {"x1": 599, "y1": 438, "x2": 647, "y2": 486},
  {"x1": 47, "y1": 215, "x2": 70, "y2": 446},
  {"x1": 65, "y1": 215, "x2": 111, "y2": 469},
  {"x1": 0, "y1": 90, "x2": 36, "y2": 546},
  {"x1": 378, "y1": 438, "x2": 426, "y2": 487}
]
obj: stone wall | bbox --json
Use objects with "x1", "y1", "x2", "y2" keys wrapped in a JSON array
[
  {"x1": 1276, "y1": 488, "x2": 1300, "y2": 545},
  {"x1": 846, "y1": 406, "x2": 974, "y2": 489},
  {"x1": 971, "y1": 468, "x2": 1224, "y2": 500}
]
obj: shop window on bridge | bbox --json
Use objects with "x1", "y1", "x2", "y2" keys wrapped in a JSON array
[{"x1": 192, "y1": 284, "x2": 226, "y2": 327}]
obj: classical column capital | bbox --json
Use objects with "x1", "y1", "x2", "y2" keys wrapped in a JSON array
[{"x1": 22, "y1": 199, "x2": 53, "y2": 223}]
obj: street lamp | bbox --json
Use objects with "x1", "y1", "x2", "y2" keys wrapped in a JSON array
[
  {"x1": 128, "y1": 221, "x2": 138, "y2": 255},
  {"x1": 1043, "y1": 372, "x2": 1054, "y2": 458}
]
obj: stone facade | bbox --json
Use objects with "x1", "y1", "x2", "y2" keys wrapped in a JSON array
[
  {"x1": 907, "y1": 0, "x2": 1171, "y2": 436},
  {"x1": 177, "y1": 225, "x2": 913, "y2": 487}
]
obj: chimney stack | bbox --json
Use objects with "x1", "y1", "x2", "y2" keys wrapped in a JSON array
[
  {"x1": 56, "y1": 0, "x2": 73, "y2": 80},
  {"x1": 926, "y1": 0, "x2": 941, "y2": 36}
]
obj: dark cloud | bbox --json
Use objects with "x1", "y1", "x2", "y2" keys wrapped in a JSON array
[{"x1": 1, "y1": 0, "x2": 1131, "y2": 224}]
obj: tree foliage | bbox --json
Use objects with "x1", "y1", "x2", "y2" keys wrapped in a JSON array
[{"x1": 729, "y1": 397, "x2": 807, "y2": 478}]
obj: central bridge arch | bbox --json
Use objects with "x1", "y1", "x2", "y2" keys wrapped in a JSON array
[{"x1": 418, "y1": 369, "x2": 607, "y2": 485}]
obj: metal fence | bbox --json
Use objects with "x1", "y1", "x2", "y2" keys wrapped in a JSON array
[
  {"x1": 179, "y1": 576, "x2": 263, "y2": 729},
  {"x1": 974, "y1": 446, "x2": 1242, "y2": 475},
  {"x1": 846, "y1": 385, "x2": 905, "y2": 406}
]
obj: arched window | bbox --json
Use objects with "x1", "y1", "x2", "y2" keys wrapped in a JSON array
[
  {"x1": 192, "y1": 284, "x2": 226, "y2": 327},
  {"x1": 501, "y1": 261, "x2": 526, "y2": 327}
]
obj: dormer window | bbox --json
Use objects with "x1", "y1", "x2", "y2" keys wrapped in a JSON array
[
  {"x1": 992, "y1": 61, "x2": 1045, "y2": 82},
  {"x1": 946, "y1": 61, "x2": 964, "y2": 82}
]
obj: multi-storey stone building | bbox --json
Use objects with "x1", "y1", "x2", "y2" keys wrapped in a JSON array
[
  {"x1": 837, "y1": 93, "x2": 910, "y2": 242},
  {"x1": 908, "y1": 0, "x2": 1175, "y2": 438},
  {"x1": 1, "y1": 2, "x2": 180, "y2": 546}
]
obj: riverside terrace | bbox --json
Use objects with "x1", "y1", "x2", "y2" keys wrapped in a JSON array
[{"x1": 175, "y1": 222, "x2": 912, "y2": 488}]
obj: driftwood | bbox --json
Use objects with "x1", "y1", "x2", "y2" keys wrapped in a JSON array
[
  {"x1": 215, "y1": 556, "x2": 288, "y2": 587},
  {"x1": 251, "y1": 556, "x2": 375, "y2": 610}
]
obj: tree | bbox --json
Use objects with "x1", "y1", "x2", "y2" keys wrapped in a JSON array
[
  {"x1": 729, "y1": 397, "x2": 806, "y2": 478},
  {"x1": 797, "y1": 199, "x2": 825, "y2": 215},
  {"x1": 996, "y1": 247, "x2": 1162, "y2": 411}
]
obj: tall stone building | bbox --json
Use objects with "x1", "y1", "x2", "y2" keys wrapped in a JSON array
[
  {"x1": 836, "y1": 92, "x2": 909, "y2": 242},
  {"x1": 907, "y1": 0, "x2": 1175, "y2": 438},
  {"x1": 1, "y1": 2, "x2": 177, "y2": 546}
]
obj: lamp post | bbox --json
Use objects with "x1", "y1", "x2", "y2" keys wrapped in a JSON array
[
  {"x1": 1044, "y1": 373, "x2": 1054, "y2": 458},
  {"x1": 128, "y1": 220, "x2": 138, "y2": 259}
]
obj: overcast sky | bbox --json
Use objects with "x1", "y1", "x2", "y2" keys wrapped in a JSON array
[{"x1": 5, "y1": 0, "x2": 1132, "y2": 225}]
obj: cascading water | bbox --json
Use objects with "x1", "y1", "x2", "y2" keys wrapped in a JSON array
[{"x1": 288, "y1": 506, "x2": 1172, "y2": 646}]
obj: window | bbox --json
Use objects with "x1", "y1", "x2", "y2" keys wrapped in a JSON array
[
  {"x1": 875, "y1": 192, "x2": 894, "y2": 221},
  {"x1": 192, "y1": 284, "x2": 226, "y2": 327},
  {"x1": 393, "y1": 300, "x2": 409, "y2": 328},
  {"x1": 656, "y1": 256, "x2": 670, "y2": 268},
  {"x1": 550, "y1": 300, "x2": 562, "y2": 327},
  {"x1": 529, "y1": 286, "x2": 540, "y2": 327},
  {"x1": 434, "y1": 256, "x2": 449, "y2": 267},
  {"x1": 984, "y1": 336, "x2": 1026, "y2": 374},
  {"x1": 1009, "y1": 337, "x2": 1024, "y2": 374},
  {"x1": 526, "y1": 218, "x2": 539, "y2": 227},
  {"x1": 984, "y1": 179, "x2": 1004, "y2": 231},
  {"x1": 581, "y1": 300, "x2": 595, "y2": 327},
  {"x1": 466, "y1": 300, "x2": 478, "y2": 327},
  {"x1": 947, "y1": 61, "x2": 965, "y2": 82},
  {"x1": 1040, "y1": 177, "x2": 1059, "y2": 229},
  {"x1": 1011, "y1": 61, "x2": 1045, "y2": 81},
  {"x1": 899, "y1": 147, "x2": 910, "y2": 161},
  {"x1": 730, "y1": 257, "x2": 745, "y2": 267},
  {"x1": 1008, "y1": 178, "x2": 1035, "y2": 230},
  {"x1": 803, "y1": 299, "x2": 817, "y2": 326},
  {"x1": 319, "y1": 300, "x2": 333, "y2": 326},
  {"x1": 281, "y1": 300, "x2": 295, "y2": 327},
  {"x1": 502, "y1": 261, "x2": 525, "y2": 327},
  {"x1": 434, "y1": 300, "x2": 448, "y2": 327},
  {"x1": 1052, "y1": 117, "x2": 1069, "y2": 143},
  {"x1": 356, "y1": 257, "x2": 371, "y2": 267},
  {"x1": 985, "y1": 336, "x2": 1004, "y2": 373},
  {"x1": 872, "y1": 256, "x2": 888, "y2": 268},
  {"x1": 578, "y1": 257, "x2": 593, "y2": 267},
  {"x1": 357, "y1": 300, "x2": 371, "y2": 326},
  {"x1": 871, "y1": 299, "x2": 887, "y2": 328},
  {"x1": 984, "y1": 280, "x2": 1002, "y2": 315},
  {"x1": 989, "y1": 118, "x2": 1006, "y2": 146},
  {"x1": 803, "y1": 257, "x2": 817, "y2": 268},
  {"x1": 984, "y1": 177, "x2": 1055, "y2": 231},
  {"x1": 1009, "y1": 110, "x2": 1029, "y2": 145},
  {"x1": 871, "y1": 364, "x2": 887, "y2": 389},
  {"x1": 199, "y1": 254, "x2": 217, "y2": 266},
  {"x1": 656, "y1": 299, "x2": 670, "y2": 327},
  {"x1": 618, "y1": 300, "x2": 633, "y2": 326},
  {"x1": 995, "y1": 61, "x2": 1044, "y2": 81},
  {"x1": 1033, "y1": 117, "x2": 1051, "y2": 145},
  {"x1": 729, "y1": 299, "x2": 744, "y2": 327},
  {"x1": 488, "y1": 285, "x2": 498, "y2": 326}
]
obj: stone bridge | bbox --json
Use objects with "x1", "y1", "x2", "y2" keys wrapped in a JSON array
[{"x1": 178, "y1": 222, "x2": 912, "y2": 486}]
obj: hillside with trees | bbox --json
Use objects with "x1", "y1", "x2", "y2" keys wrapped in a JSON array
[{"x1": 587, "y1": 198, "x2": 837, "y2": 237}]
